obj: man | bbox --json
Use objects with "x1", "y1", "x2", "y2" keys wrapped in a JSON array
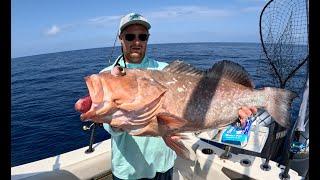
[
  {"x1": 100, "y1": 13, "x2": 176, "y2": 180},
  {"x1": 100, "y1": 12, "x2": 256, "y2": 180}
]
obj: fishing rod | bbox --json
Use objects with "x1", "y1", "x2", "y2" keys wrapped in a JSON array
[{"x1": 81, "y1": 30, "x2": 122, "y2": 154}]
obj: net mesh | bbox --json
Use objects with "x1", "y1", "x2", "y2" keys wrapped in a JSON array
[
  {"x1": 257, "y1": 0, "x2": 309, "y2": 163},
  {"x1": 258, "y1": 0, "x2": 309, "y2": 93}
]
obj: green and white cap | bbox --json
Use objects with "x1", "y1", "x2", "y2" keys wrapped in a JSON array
[{"x1": 119, "y1": 13, "x2": 151, "y2": 34}]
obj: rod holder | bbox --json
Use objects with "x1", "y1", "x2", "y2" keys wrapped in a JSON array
[
  {"x1": 220, "y1": 145, "x2": 232, "y2": 159},
  {"x1": 260, "y1": 160, "x2": 271, "y2": 171},
  {"x1": 279, "y1": 141, "x2": 306, "y2": 179},
  {"x1": 261, "y1": 123, "x2": 280, "y2": 170},
  {"x1": 83, "y1": 123, "x2": 98, "y2": 154}
]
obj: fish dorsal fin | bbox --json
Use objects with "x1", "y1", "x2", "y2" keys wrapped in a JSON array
[
  {"x1": 207, "y1": 60, "x2": 254, "y2": 88},
  {"x1": 163, "y1": 60, "x2": 204, "y2": 77}
]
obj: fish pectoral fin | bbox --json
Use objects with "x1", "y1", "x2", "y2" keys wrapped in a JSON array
[
  {"x1": 163, "y1": 134, "x2": 190, "y2": 160},
  {"x1": 156, "y1": 113, "x2": 188, "y2": 131},
  {"x1": 128, "y1": 118, "x2": 160, "y2": 136}
]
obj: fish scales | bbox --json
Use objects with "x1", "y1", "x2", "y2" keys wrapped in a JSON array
[{"x1": 146, "y1": 69, "x2": 267, "y2": 131}]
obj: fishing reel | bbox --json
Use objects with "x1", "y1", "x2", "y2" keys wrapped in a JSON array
[
  {"x1": 279, "y1": 139, "x2": 308, "y2": 179},
  {"x1": 83, "y1": 123, "x2": 95, "y2": 131},
  {"x1": 83, "y1": 122, "x2": 103, "y2": 131},
  {"x1": 289, "y1": 141, "x2": 307, "y2": 154},
  {"x1": 82, "y1": 122, "x2": 103, "y2": 154}
]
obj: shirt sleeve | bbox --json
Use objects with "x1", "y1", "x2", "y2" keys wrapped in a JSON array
[{"x1": 157, "y1": 61, "x2": 169, "y2": 70}]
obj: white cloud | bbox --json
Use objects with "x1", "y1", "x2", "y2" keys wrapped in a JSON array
[
  {"x1": 148, "y1": 6, "x2": 233, "y2": 19},
  {"x1": 42, "y1": 5, "x2": 261, "y2": 36},
  {"x1": 45, "y1": 25, "x2": 61, "y2": 36},
  {"x1": 88, "y1": 15, "x2": 121, "y2": 26}
]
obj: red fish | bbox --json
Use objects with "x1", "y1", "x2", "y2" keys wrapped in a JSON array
[{"x1": 75, "y1": 60, "x2": 296, "y2": 158}]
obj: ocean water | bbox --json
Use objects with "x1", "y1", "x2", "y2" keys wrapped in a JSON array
[{"x1": 11, "y1": 42, "x2": 308, "y2": 166}]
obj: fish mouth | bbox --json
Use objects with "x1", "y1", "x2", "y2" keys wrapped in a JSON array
[{"x1": 80, "y1": 74, "x2": 117, "y2": 121}]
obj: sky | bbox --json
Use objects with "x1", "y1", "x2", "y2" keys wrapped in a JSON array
[{"x1": 11, "y1": 0, "x2": 268, "y2": 58}]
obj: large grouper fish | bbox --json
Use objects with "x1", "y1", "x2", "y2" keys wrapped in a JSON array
[{"x1": 75, "y1": 60, "x2": 296, "y2": 158}]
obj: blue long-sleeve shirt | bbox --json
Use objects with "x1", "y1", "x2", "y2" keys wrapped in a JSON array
[{"x1": 100, "y1": 55, "x2": 177, "y2": 179}]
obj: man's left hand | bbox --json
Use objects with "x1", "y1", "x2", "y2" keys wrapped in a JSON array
[{"x1": 238, "y1": 106, "x2": 257, "y2": 127}]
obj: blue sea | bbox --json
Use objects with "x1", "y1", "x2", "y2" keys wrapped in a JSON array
[{"x1": 11, "y1": 42, "x2": 308, "y2": 166}]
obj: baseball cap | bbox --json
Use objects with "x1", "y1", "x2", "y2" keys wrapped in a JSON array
[{"x1": 119, "y1": 13, "x2": 151, "y2": 34}]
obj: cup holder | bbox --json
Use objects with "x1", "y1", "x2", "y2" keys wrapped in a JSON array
[
  {"x1": 240, "y1": 159, "x2": 252, "y2": 167},
  {"x1": 202, "y1": 148, "x2": 214, "y2": 155}
]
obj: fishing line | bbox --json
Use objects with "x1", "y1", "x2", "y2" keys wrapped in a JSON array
[{"x1": 107, "y1": 31, "x2": 120, "y2": 65}]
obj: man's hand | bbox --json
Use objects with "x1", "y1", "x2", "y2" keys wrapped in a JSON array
[
  {"x1": 238, "y1": 106, "x2": 257, "y2": 127},
  {"x1": 111, "y1": 65, "x2": 126, "y2": 76}
]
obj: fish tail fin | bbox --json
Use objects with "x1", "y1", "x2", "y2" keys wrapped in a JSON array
[
  {"x1": 264, "y1": 87, "x2": 297, "y2": 128},
  {"x1": 163, "y1": 134, "x2": 191, "y2": 159}
]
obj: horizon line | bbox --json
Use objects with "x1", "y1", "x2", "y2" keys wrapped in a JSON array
[{"x1": 12, "y1": 41, "x2": 261, "y2": 59}]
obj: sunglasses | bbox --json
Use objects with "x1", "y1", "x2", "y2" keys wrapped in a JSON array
[{"x1": 124, "y1": 34, "x2": 149, "y2": 42}]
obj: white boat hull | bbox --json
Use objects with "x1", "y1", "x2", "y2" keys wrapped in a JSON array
[{"x1": 12, "y1": 134, "x2": 303, "y2": 180}]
